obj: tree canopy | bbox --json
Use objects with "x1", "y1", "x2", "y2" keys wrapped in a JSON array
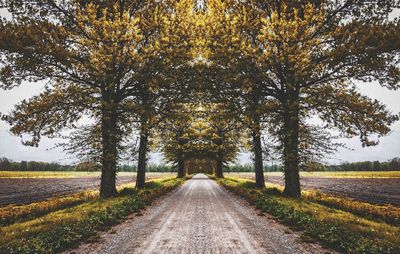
[{"x1": 1, "y1": 0, "x2": 399, "y2": 198}]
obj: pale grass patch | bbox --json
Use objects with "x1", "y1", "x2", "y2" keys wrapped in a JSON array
[{"x1": 225, "y1": 171, "x2": 400, "y2": 179}]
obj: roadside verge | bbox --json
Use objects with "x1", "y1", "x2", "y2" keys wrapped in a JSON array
[
  {"x1": 0, "y1": 176, "x2": 187, "y2": 254},
  {"x1": 214, "y1": 176, "x2": 400, "y2": 254}
]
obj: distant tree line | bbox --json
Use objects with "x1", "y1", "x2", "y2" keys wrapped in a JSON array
[
  {"x1": 226, "y1": 157, "x2": 400, "y2": 172},
  {"x1": 118, "y1": 164, "x2": 176, "y2": 173},
  {"x1": 0, "y1": 158, "x2": 74, "y2": 171},
  {"x1": 2, "y1": 156, "x2": 399, "y2": 173},
  {"x1": 226, "y1": 164, "x2": 282, "y2": 173},
  {"x1": 326, "y1": 158, "x2": 400, "y2": 172},
  {"x1": 0, "y1": 157, "x2": 176, "y2": 172}
]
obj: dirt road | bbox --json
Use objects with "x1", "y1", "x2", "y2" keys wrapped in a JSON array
[{"x1": 71, "y1": 174, "x2": 331, "y2": 254}]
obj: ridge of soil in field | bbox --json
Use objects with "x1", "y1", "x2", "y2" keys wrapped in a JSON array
[{"x1": 69, "y1": 174, "x2": 333, "y2": 254}]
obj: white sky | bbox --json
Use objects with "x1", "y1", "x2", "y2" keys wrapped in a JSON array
[{"x1": 328, "y1": 82, "x2": 400, "y2": 164}]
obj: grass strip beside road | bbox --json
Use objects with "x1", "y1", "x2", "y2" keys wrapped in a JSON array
[
  {"x1": 0, "y1": 174, "x2": 177, "y2": 226},
  {"x1": 215, "y1": 177, "x2": 400, "y2": 254},
  {"x1": 226, "y1": 171, "x2": 400, "y2": 178},
  {"x1": 3, "y1": 171, "x2": 400, "y2": 179},
  {"x1": 298, "y1": 171, "x2": 400, "y2": 178},
  {"x1": 0, "y1": 171, "x2": 104, "y2": 178},
  {"x1": 0, "y1": 177, "x2": 186, "y2": 254},
  {"x1": 0, "y1": 171, "x2": 157, "y2": 178},
  {"x1": 247, "y1": 181, "x2": 400, "y2": 227},
  {"x1": 0, "y1": 182, "x2": 139, "y2": 227},
  {"x1": 303, "y1": 189, "x2": 400, "y2": 226},
  {"x1": 0, "y1": 190, "x2": 99, "y2": 227}
]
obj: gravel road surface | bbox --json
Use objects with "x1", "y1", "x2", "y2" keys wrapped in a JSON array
[{"x1": 70, "y1": 174, "x2": 332, "y2": 254}]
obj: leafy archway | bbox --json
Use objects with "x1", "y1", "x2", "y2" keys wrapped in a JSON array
[{"x1": 1, "y1": 0, "x2": 399, "y2": 198}]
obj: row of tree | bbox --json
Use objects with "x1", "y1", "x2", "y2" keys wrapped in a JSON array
[
  {"x1": 0, "y1": 0, "x2": 191, "y2": 197},
  {"x1": 2, "y1": 156, "x2": 398, "y2": 173},
  {"x1": 1, "y1": 1, "x2": 399, "y2": 198},
  {"x1": 327, "y1": 157, "x2": 400, "y2": 172},
  {"x1": 119, "y1": 164, "x2": 175, "y2": 172},
  {"x1": 207, "y1": 0, "x2": 400, "y2": 197},
  {"x1": 226, "y1": 164, "x2": 282, "y2": 173},
  {"x1": 227, "y1": 157, "x2": 400, "y2": 172},
  {"x1": 0, "y1": 157, "x2": 73, "y2": 171},
  {"x1": 0, "y1": 157, "x2": 176, "y2": 172}
]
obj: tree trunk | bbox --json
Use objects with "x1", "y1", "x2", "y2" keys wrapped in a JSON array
[
  {"x1": 177, "y1": 159, "x2": 185, "y2": 178},
  {"x1": 282, "y1": 95, "x2": 301, "y2": 198},
  {"x1": 215, "y1": 159, "x2": 224, "y2": 178},
  {"x1": 136, "y1": 119, "x2": 149, "y2": 189},
  {"x1": 100, "y1": 104, "x2": 118, "y2": 198},
  {"x1": 252, "y1": 130, "x2": 265, "y2": 188}
]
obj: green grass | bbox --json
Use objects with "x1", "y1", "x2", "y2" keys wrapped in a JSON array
[
  {"x1": 3, "y1": 170, "x2": 398, "y2": 179},
  {"x1": 226, "y1": 171, "x2": 400, "y2": 178},
  {"x1": 0, "y1": 182, "x2": 141, "y2": 227},
  {"x1": 0, "y1": 171, "x2": 123, "y2": 178},
  {"x1": 230, "y1": 181, "x2": 400, "y2": 226},
  {"x1": 302, "y1": 189, "x2": 400, "y2": 226},
  {"x1": 0, "y1": 190, "x2": 98, "y2": 227},
  {"x1": 0, "y1": 177, "x2": 186, "y2": 254},
  {"x1": 216, "y1": 177, "x2": 400, "y2": 254},
  {"x1": 299, "y1": 171, "x2": 400, "y2": 178}
]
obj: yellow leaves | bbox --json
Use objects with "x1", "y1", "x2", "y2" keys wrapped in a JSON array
[
  {"x1": 149, "y1": 0, "x2": 199, "y2": 63},
  {"x1": 257, "y1": 2, "x2": 328, "y2": 74},
  {"x1": 73, "y1": 2, "x2": 144, "y2": 77},
  {"x1": 159, "y1": 101, "x2": 241, "y2": 163}
]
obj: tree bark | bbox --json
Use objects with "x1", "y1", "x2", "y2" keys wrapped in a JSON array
[
  {"x1": 136, "y1": 119, "x2": 149, "y2": 189},
  {"x1": 177, "y1": 159, "x2": 185, "y2": 178},
  {"x1": 252, "y1": 130, "x2": 265, "y2": 188},
  {"x1": 215, "y1": 159, "x2": 224, "y2": 178},
  {"x1": 100, "y1": 103, "x2": 118, "y2": 198},
  {"x1": 282, "y1": 94, "x2": 301, "y2": 198}
]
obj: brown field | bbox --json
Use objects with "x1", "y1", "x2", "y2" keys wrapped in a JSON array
[
  {"x1": 226, "y1": 172, "x2": 400, "y2": 206},
  {"x1": 1, "y1": 171, "x2": 399, "y2": 207},
  {"x1": 0, "y1": 173, "x2": 174, "y2": 207}
]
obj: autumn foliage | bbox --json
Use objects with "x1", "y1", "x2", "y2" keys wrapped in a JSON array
[{"x1": 1, "y1": 0, "x2": 399, "y2": 198}]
